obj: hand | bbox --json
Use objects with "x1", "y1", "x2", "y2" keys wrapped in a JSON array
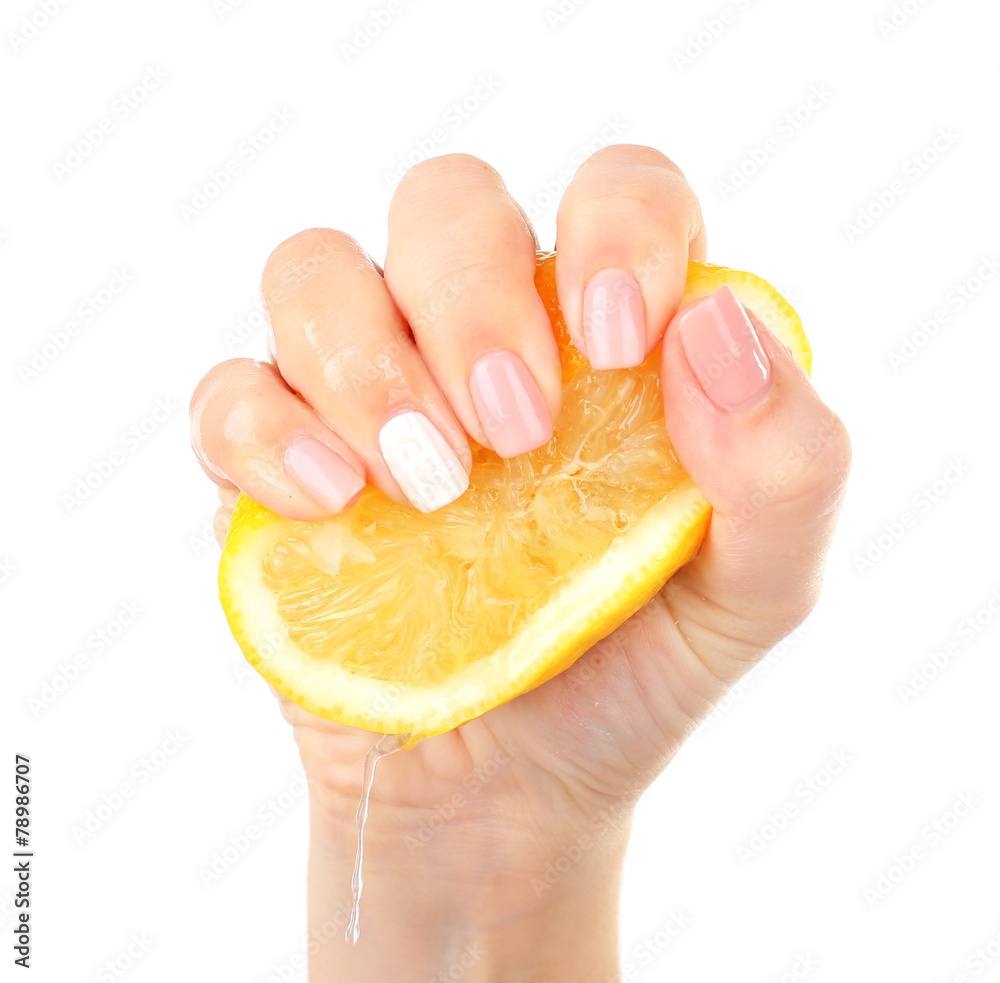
[{"x1": 191, "y1": 148, "x2": 851, "y2": 982}]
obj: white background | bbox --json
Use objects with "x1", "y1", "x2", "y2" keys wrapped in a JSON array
[{"x1": 4, "y1": 0, "x2": 1000, "y2": 979}]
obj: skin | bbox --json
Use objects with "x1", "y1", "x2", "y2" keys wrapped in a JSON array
[{"x1": 191, "y1": 147, "x2": 852, "y2": 981}]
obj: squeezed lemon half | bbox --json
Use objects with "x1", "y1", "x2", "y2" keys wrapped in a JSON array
[{"x1": 219, "y1": 254, "x2": 810, "y2": 740}]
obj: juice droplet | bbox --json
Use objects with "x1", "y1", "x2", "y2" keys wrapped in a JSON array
[{"x1": 345, "y1": 733, "x2": 406, "y2": 944}]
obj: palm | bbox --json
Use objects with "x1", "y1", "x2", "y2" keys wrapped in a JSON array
[{"x1": 281, "y1": 585, "x2": 727, "y2": 830}]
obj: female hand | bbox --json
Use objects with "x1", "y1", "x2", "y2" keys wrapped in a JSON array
[{"x1": 191, "y1": 148, "x2": 851, "y2": 982}]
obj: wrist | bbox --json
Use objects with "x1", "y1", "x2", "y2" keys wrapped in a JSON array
[{"x1": 305, "y1": 783, "x2": 632, "y2": 982}]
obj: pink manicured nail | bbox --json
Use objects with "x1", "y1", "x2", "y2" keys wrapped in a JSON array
[
  {"x1": 283, "y1": 437, "x2": 365, "y2": 513},
  {"x1": 676, "y1": 285, "x2": 771, "y2": 410},
  {"x1": 469, "y1": 351, "x2": 553, "y2": 458},
  {"x1": 582, "y1": 268, "x2": 646, "y2": 369}
]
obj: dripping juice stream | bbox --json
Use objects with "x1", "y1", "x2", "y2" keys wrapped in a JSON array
[{"x1": 345, "y1": 732, "x2": 407, "y2": 944}]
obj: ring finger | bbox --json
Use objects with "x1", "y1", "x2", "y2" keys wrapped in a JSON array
[{"x1": 262, "y1": 228, "x2": 472, "y2": 513}]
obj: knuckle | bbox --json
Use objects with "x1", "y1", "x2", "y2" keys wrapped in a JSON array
[
  {"x1": 401, "y1": 255, "x2": 500, "y2": 331},
  {"x1": 560, "y1": 190, "x2": 692, "y2": 248},
  {"x1": 795, "y1": 409, "x2": 853, "y2": 512},
  {"x1": 387, "y1": 230, "x2": 537, "y2": 331},
  {"x1": 388, "y1": 157, "x2": 535, "y2": 276},
  {"x1": 558, "y1": 144, "x2": 701, "y2": 231},
  {"x1": 823, "y1": 413, "x2": 853, "y2": 491},
  {"x1": 190, "y1": 359, "x2": 271, "y2": 426},
  {"x1": 189, "y1": 360, "x2": 282, "y2": 486},
  {"x1": 560, "y1": 163, "x2": 699, "y2": 232},
  {"x1": 189, "y1": 369, "x2": 214, "y2": 416},
  {"x1": 813, "y1": 409, "x2": 852, "y2": 472},
  {"x1": 394, "y1": 153, "x2": 500, "y2": 198},
  {"x1": 190, "y1": 358, "x2": 239, "y2": 415},
  {"x1": 581, "y1": 143, "x2": 682, "y2": 175},
  {"x1": 566, "y1": 186, "x2": 670, "y2": 219},
  {"x1": 827, "y1": 412, "x2": 853, "y2": 467},
  {"x1": 262, "y1": 228, "x2": 366, "y2": 300}
]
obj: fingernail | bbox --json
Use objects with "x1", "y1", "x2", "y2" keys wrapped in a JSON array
[
  {"x1": 582, "y1": 268, "x2": 646, "y2": 369},
  {"x1": 469, "y1": 351, "x2": 553, "y2": 458},
  {"x1": 378, "y1": 410, "x2": 470, "y2": 513},
  {"x1": 284, "y1": 437, "x2": 366, "y2": 514},
  {"x1": 676, "y1": 285, "x2": 771, "y2": 410}
]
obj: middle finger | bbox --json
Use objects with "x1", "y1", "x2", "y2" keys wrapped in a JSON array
[{"x1": 385, "y1": 154, "x2": 562, "y2": 459}]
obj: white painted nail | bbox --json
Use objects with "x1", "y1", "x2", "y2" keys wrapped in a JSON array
[{"x1": 377, "y1": 411, "x2": 470, "y2": 513}]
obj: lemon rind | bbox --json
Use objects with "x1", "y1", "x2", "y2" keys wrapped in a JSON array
[{"x1": 219, "y1": 481, "x2": 711, "y2": 739}]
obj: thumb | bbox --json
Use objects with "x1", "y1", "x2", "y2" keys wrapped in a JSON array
[{"x1": 658, "y1": 284, "x2": 851, "y2": 682}]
